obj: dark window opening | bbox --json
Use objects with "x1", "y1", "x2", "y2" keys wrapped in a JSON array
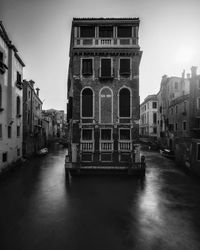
[
  {"x1": 101, "y1": 129, "x2": 112, "y2": 140},
  {"x1": 17, "y1": 148, "x2": 20, "y2": 157},
  {"x1": 16, "y1": 96, "x2": 21, "y2": 116},
  {"x1": 82, "y1": 59, "x2": 93, "y2": 75},
  {"x1": 0, "y1": 124, "x2": 2, "y2": 138},
  {"x1": 119, "y1": 88, "x2": 130, "y2": 117},
  {"x1": 120, "y1": 59, "x2": 130, "y2": 75},
  {"x1": 99, "y1": 26, "x2": 113, "y2": 38},
  {"x1": 8, "y1": 126, "x2": 11, "y2": 138},
  {"x1": 152, "y1": 102, "x2": 157, "y2": 109},
  {"x1": 0, "y1": 52, "x2": 3, "y2": 62},
  {"x1": 3, "y1": 152, "x2": 7, "y2": 162},
  {"x1": 120, "y1": 129, "x2": 130, "y2": 140},
  {"x1": 101, "y1": 58, "x2": 112, "y2": 78},
  {"x1": 17, "y1": 72, "x2": 22, "y2": 83},
  {"x1": 82, "y1": 129, "x2": 93, "y2": 140},
  {"x1": 183, "y1": 121, "x2": 187, "y2": 131},
  {"x1": 17, "y1": 126, "x2": 20, "y2": 137},
  {"x1": 117, "y1": 26, "x2": 132, "y2": 37},
  {"x1": 153, "y1": 113, "x2": 157, "y2": 124},
  {"x1": 80, "y1": 26, "x2": 95, "y2": 38},
  {"x1": 0, "y1": 85, "x2": 2, "y2": 108},
  {"x1": 82, "y1": 88, "x2": 93, "y2": 118}
]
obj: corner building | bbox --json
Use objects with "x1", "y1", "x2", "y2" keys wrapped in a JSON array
[{"x1": 67, "y1": 18, "x2": 142, "y2": 166}]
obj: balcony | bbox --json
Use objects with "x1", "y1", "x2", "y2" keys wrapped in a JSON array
[
  {"x1": 100, "y1": 141, "x2": 113, "y2": 151},
  {"x1": 74, "y1": 38, "x2": 138, "y2": 48},
  {"x1": 118, "y1": 141, "x2": 132, "y2": 151},
  {"x1": 81, "y1": 141, "x2": 94, "y2": 152}
]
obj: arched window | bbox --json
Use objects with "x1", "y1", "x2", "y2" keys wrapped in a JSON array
[
  {"x1": 100, "y1": 87, "x2": 113, "y2": 123},
  {"x1": 16, "y1": 96, "x2": 21, "y2": 116},
  {"x1": 119, "y1": 88, "x2": 131, "y2": 117},
  {"x1": 0, "y1": 85, "x2": 2, "y2": 108},
  {"x1": 81, "y1": 88, "x2": 93, "y2": 118}
]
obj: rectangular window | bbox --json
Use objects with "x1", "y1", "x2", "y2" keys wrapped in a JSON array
[
  {"x1": 197, "y1": 144, "x2": 200, "y2": 161},
  {"x1": 171, "y1": 107, "x2": 174, "y2": 115},
  {"x1": 82, "y1": 129, "x2": 93, "y2": 141},
  {"x1": 117, "y1": 26, "x2": 132, "y2": 37},
  {"x1": 2, "y1": 152, "x2": 7, "y2": 162},
  {"x1": 0, "y1": 51, "x2": 3, "y2": 62},
  {"x1": 153, "y1": 113, "x2": 157, "y2": 124},
  {"x1": 152, "y1": 102, "x2": 157, "y2": 109},
  {"x1": 99, "y1": 26, "x2": 113, "y2": 38},
  {"x1": 8, "y1": 126, "x2": 11, "y2": 138},
  {"x1": 101, "y1": 129, "x2": 112, "y2": 140},
  {"x1": 17, "y1": 71, "x2": 22, "y2": 83},
  {"x1": 184, "y1": 102, "x2": 187, "y2": 112},
  {"x1": 0, "y1": 124, "x2": 2, "y2": 139},
  {"x1": 183, "y1": 121, "x2": 187, "y2": 131},
  {"x1": 119, "y1": 129, "x2": 131, "y2": 140},
  {"x1": 120, "y1": 58, "x2": 130, "y2": 75},
  {"x1": 17, "y1": 126, "x2": 20, "y2": 137},
  {"x1": 80, "y1": 26, "x2": 95, "y2": 38},
  {"x1": 82, "y1": 59, "x2": 93, "y2": 76},
  {"x1": 100, "y1": 58, "x2": 112, "y2": 78},
  {"x1": 17, "y1": 148, "x2": 20, "y2": 157},
  {"x1": 175, "y1": 123, "x2": 178, "y2": 131},
  {"x1": 153, "y1": 127, "x2": 157, "y2": 134},
  {"x1": 175, "y1": 82, "x2": 178, "y2": 89}
]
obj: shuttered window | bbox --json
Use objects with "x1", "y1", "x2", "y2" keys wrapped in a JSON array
[
  {"x1": 117, "y1": 26, "x2": 132, "y2": 37},
  {"x1": 82, "y1": 59, "x2": 93, "y2": 75},
  {"x1": 120, "y1": 59, "x2": 130, "y2": 75},
  {"x1": 80, "y1": 26, "x2": 95, "y2": 38},
  {"x1": 101, "y1": 58, "x2": 111, "y2": 78}
]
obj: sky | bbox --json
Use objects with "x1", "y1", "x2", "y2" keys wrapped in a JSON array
[{"x1": 1, "y1": 0, "x2": 200, "y2": 112}]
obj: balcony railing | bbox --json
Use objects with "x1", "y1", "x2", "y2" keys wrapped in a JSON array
[
  {"x1": 100, "y1": 141, "x2": 113, "y2": 151},
  {"x1": 81, "y1": 141, "x2": 94, "y2": 152},
  {"x1": 74, "y1": 38, "x2": 138, "y2": 48},
  {"x1": 118, "y1": 141, "x2": 132, "y2": 151}
]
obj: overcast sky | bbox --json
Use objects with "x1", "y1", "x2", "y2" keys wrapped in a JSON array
[{"x1": 1, "y1": 0, "x2": 200, "y2": 111}]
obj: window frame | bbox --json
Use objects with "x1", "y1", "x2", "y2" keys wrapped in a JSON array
[
  {"x1": 119, "y1": 58, "x2": 131, "y2": 76},
  {"x1": 99, "y1": 87, "x2": 113, "y2": 124},
  {"x1": 118, "y1": 87, "x2": 132, "y2": 119},
  {"x1": 100, "y1": 128, "x2": 113, "y2": 141},
  {"x1": 183, "y1": 121, "x2": 187, "y2": 131},
  {"x1": 119, "y1": 128, "x2": 131, "y2": 141},
  {"x1": 81, "y1": 57, "x2": 94, "y2": 77},
  {"x1": 80, "y1": 26, "x2": 95, "y2": 38},
  {"x1": 117, "y1": 26, "x2": 132, "y2": 38},
  {"x1": 100, "y1": 57, "x2": 113, "y2": 79},
  {"x1": 80, "y1": 87, "x2": 94, "y2": 119},
  {"x1": 99, "y1": 26, "x2": 113, "y2": 38},
  {"x1": 81, "y1": 128, "x2": 94, "y2": 141}
]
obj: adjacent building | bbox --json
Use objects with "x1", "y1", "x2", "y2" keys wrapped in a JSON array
[
  {"x1": 23, "y1": 80, "x2": 44, "y2": 156},
  {"x1": 140, "y1": 95, "x2": 158, "y2": 139},
  {"x1": 67, "y1": 17, "x2": 142, "y2": 168},
  {"x1": 0, "y1": 22, "x2": 25, "y2": 171}
]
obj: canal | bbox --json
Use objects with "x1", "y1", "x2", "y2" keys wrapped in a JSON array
[{"x1": 0, "y1": 143, "x2": 200, "y2": 250}]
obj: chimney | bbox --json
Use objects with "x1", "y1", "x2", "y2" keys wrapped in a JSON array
[
  {"x1": 182, "y1": 70, "x2": 185, "y2": 79},
  {"x1": 36, "y1": 87, "x2": 40, "y2": 96},
  {"x1": 191, "y1": 66, "x2": 197, "y2": 78},
  {"x1": 187, "y1": 73, "x2": 190, "y2": 79}
]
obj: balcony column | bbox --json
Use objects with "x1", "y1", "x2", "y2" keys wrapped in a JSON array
[
  {"x1": 94, "y1": 127, "x2": 99, "y2": 162},
  {"x1": 113, "y1": 126, "x2": 119, "y2": 163}
]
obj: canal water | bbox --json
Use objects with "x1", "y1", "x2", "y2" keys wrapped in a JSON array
[{"x1": 0, "y1": 143, "x2": 200, "y2": 250}]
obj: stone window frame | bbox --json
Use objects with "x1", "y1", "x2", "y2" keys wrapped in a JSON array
[
  {"x1": 80, "y1": 57, "x2": 94, "y2": 79},
  {"x1": 99, "y1": 86, "x2": 113, "y2": 124},
  {"x1": 81, "y1": 128, "x2": 94, "y2": 141},
  {"x1": 182, "y1": 120, "x2": 187, "y2": 131},
  {"x1": 119, "y1": 128, "x2": 131, "y2": 141},
  {"x1": 119, "y1": 57, "x2": 132, "y2": 79},
  {"x1": 118, "y1": 86, "x2": 132, "y2": 119},
  {"x1": 80, "y1": 87, "x2": 95, "y2": 119},
  {"x1": 99, "y1": 57, "x2": 113, "y2": 78}
]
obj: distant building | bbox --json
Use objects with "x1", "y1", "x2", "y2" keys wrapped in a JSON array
[
  {"x1": 157, "y1": 73, "x2": 190, "y2": 149},
  {"x1": 0, "y1": 22, "x2": 25, "y2": 171},
  {"x1": 23, "y1": 80, "x2": 43, "y2": 156},
  {"x1": 67, "y1": 17, "x2": 142, "y2": 167},
  {"x1": 140, "y1": 95, "x2": 158, "y2": 138}
]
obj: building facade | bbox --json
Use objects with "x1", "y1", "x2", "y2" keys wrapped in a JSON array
[
  {"x1": 140, "y1": 95, "x2": 158, "y2": 138},
  {"x1": 23, "y1": 80, "x2": 43, "y2": 156},
  {"x1": 67, "y1": 18, "x2": 142, "y2": 166},
  {"x1": 0, "y1": 22, "x2": 25, "y2": 171}
]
